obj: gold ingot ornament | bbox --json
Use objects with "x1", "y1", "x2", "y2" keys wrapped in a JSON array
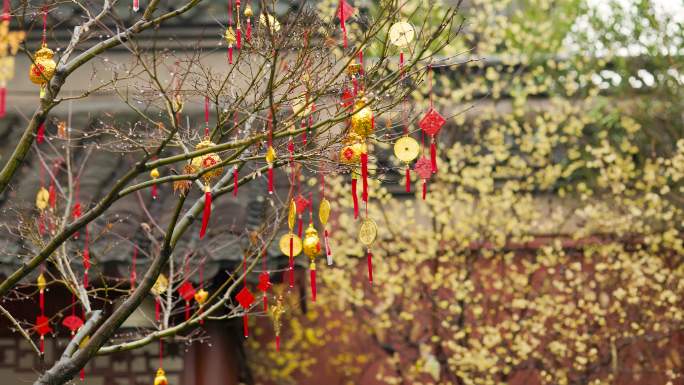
[
  {"x1": 194, "y1": 288, "x2": 208, "y2": 305},
  {"x1": 350, "y1": 96, "x2": 374, "y2": 138},
  {"x1": 302, "y1": 223, "x2": 321, "y2": 258},
  {"x1": 394, "y1": 136, "x2": 420, "y2": 163},
  {"x1": 151, "y1": 274, "x2": 169, "y2": 296},
  {"x1": 190, "y1": 138, "x2": 223, "y2": 184},
  {"x1": 29, "y1": 45, "x2": 56, "y2": 86}
]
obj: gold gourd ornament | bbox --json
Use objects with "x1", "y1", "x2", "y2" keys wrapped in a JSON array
[
  {"x1": 302, "y1": 223, "x2": 321, "y2": 302},
  {"x1": 279, "y1": 199, "x2": 302, "y2": 288},
  {"x1": 150, "y1": 168, "x2": 160, "y2": 200},
  {"x1": 153, "y1": 368, "x2": 168, "y2": 385},
  {"x1": 358, "y1": 217, "x2": 378, "y2": 284},
  {"x1": 318, "y1": 198, "x2": 333, "y2": 265},
  {"x1": 350, "y1": 95, "x2": 373, "y2": 206},
  {"x1": 339, "y1": 133, "x2": 366, "y2": 220},
  {"x1": 394, "y1": 136, "x2": 420, "y2": 193},
  {"x1": 36, "y1": 187, "x2": 49, "y2": 211},
  {"x1": 190, "y1": 137, "x2": 223, "y2": 240},
  {"x1": 29, "y1": 45, "x2": 56, "y2": 97}
]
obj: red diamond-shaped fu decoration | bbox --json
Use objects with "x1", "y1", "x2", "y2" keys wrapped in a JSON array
[
  {"x1": 62, "y1": 315, "x2": 84, "y2": 333},
  {"x1": 419, "y1": 108, "x2": 446, "y2": 136},
  {"x1": 257, "y1": 272, "x2": 272, "y2": 293},
  {"x1": 414, "y1": 156, "x2": 433, "y2": 180},
  {"x1": 337, "y1": 0, "x2": 355, "y2": 21},
  {"x1": 294, "y1": 194, "x2": 310, "y2": 214},
  {"x1": 236, "y1": 286, "x2": 255, "y2": 309},
  {"x1": 178, "y1": 281, "x2": 196, "y2": 302},
  {"x1": 34, "y1": 315, "x2": 52, "y2": 336}
]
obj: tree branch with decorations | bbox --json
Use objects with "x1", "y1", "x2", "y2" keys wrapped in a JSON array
[{"x1": 0, "y1": 1, "x2": 461, "y2": 384}]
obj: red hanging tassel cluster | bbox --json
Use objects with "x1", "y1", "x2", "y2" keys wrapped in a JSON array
[
  {"x1": 275, "y1": 335, "x2": 281, "y2": 352},
  {"x1": 37, "y1": 122, "x2": 45, "y2": 143},
  {"x1": 367, "y1": 250, "x2": 373, "y2": 284},
  {"x1": 310, "y1": 264, "x2": 316, "y2": 302},
  {"x1": 351, "y1": 178, "x2": 359, "y2": 219},
  {"x1": 268, "y1": 166, "x2": 274, "y2": 194},
  {"x1": 361, "y1": 152, "x2": 368, "y2": 202},
  {"x1": 199, "y1": 186, "x2": 211, "y2": 239},
  {"x1": 422, "y1": 180, "x2": 427, "y2": 200},
  {"x1": 430, "y1": 140, "x2": 437, "y2": 173},
  {"x1": 405, "y1": 167, "x2": 411, "y2": 193},
  {"x1": 233, "y1": 166, "x2": 239, "y2": 197},
  {"x1": 0, "y1": 86, "x2": 6, "y2": 117},
  {"x1": 155, "y1": 297, "x2": 161, "y2": 322},
  {"x1": 288, "y1": 237, "x2": 295, "y2": 288}
]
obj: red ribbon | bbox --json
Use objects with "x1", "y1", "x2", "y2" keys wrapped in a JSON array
[
  {"x1": 361, "y1": 153, "x2": 368, "y2": 202},
  {"x1": 351, "y1": 178, "x2": 359, "y2": 219},
  {"x1": 405, "y1": 167, "x2": 411, "y2": 193},
  {"x1": 310, "y1": 267, "x2": 316, "y2": 302},
  {"x1": 199, "y1": 190, "x2": 211, "y2": 239},
  {"x1": 367, "y1": 250, "x2": 373, "y2": 284}
]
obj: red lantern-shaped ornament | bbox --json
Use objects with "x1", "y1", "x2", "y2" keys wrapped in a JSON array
[
  {"x1": 236, "y1": 286, "x2": 254, "y2": 338},
  {"x1": 178, "y1": 281, "x2": 196, "y2": 321}
]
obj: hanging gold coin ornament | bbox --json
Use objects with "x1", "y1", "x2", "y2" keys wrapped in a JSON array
[
  {"x1": 151, "y1": 273, "x2": 169, "y2": 323},
  {"x1": 302, "y1": 223, "x2": 321, "y2": 302},
  {"x1": 388, "y1": 21, "x2": 415, "y2": 73},
  {"x1": 189, "y1": 134, "x2": 223, "y2": 240},
  {"x1": 394, "y1": 136, "x2": 420, "y2": 192},
  {"x1": 270, "y1": 295, "x2": 286, "y2": 352},
  {"x1": 279, "y1": 199, "x2": 302, "y2": 288},
  {"x1": 358, "y1": 217, "x2": 378, "y2": 284},
  {"x1": 153, "y1": 368, "x2": 168, "y2": 385},
  {"x1": 319, "y1": 192, "x2": 333, "y2": 265}
]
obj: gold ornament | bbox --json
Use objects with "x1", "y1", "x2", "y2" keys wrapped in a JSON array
[
  {"x1": 269, "y1": 295, "x2": 285, "y2": 336},
  {"x1": 36, "y1": 187, "x2": 49, "y2": 211},
  {"x1": 153, "y1": 368, "x2": 168, "y2": 385},
  {"x1": 259, "y1": 13, "x2": 280, "y2": 32},
  {"x1": 288, "y1": 200, "x2": 297, "y2": 231},
  {"x1": 190, "y1": 138, "x2": 223, "y2": 185},
  {"x1": 302, "y1": 223, "x2": 321, "y2": 258},
  {"x1": 194, "y1": 289, "x2": 208, "y2": 305},
  {"x1": 265, "y1": 145, "x2": 276, "y2": 164},
  {"x1": 37, "y1": 273, "x2": 47, "y2": 292},
  {"x1": 244, "y1": 5, "x2": 253, "y2": 18},
  {"x1": 388, "y1": 22, "x2": 416, "y2": 48},
  {"x1": 225, "y1": 26, "x2": 237, "y2": 48},
  {"x1": 358, "y1": 218, "x2": 378, "y2": 246},
  {"x1": 29, "y1": 45, "x2": 56, "y2": 88},
  {"x1": 150, "y1": 168, "x2": 160, "y2": 179},
  {"x1": 279, "y1": 233, "x2": 302, "y2": 256},
  {"x1": 319, "y1": 198, "x2": 330, "y2": 226},
  {"x1": 350, "y1": 96, "x2": 374, "y2": 138},
  {"x1": 339, "y1": 133, "x2": 367, "y2": 165},
  {"x1": 151, "y1": 274, "x2": 168, "y2": 296},
  {"x1": 346, "y1": 61, "x2": 361, "y2": 77},
  {"x1": 394, "y1": 136, "x2": 420, "y2": 163}
]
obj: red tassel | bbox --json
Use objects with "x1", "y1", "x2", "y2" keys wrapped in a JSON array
[
  {"x1": 302, "y1": 130, "x2": 307, "y2": 145},
  {"x1": 351, "y1": 178, "x2": 359, "y2": 219},
  {"x1": 83, "y1": 270, "x2": 88, "y2": 288},
  {"x1": 267, "y1": 166, "x2": 274, "y2": 194},
  {"x1": 0, "y1": 86, "x2": 6, "y2": 117},
  {"x1": 39, "y1": 290, "x2": 44, "y2": 312},
  {"x1": 310, "y1": 265, "x2": 316, "y2": 302},
  {"x1": 133, "y1": 0, "x2": 139, "y2": 11},
  {"x1": 297, "y1": 216, "x2": 303, "y2": 238},
  {"x1": 37, "y1": 122, "x2": 45, "y2": 143},
  {"x1": 48, "y1": 183, "x2": 56, "y2": 209},
  {"x1": 405, "y1": 166, "x2": 411, "y2": 193},
  {"x1": 83, "y1": 244, "x2": 90, "y2": 288},
  {"x1": 275, "y1": 335, "x2": 281, "y2": 352},
  {"x1": 367, "y1": 250, "x2": 373, "y2": 284},
  {"x1": 80, "y1": 368, "x2": 84, "y2": 381},
  {"x1": 40, "y1": 336, "x2": 44, "y2": 353},
  {"x1": 361, "y1": 153, "x2": 368, "y2": 202},
  {"x1": 151, "y1": 184, "x2": 158, "y2": 200},
  {"x1": 199, "y1": 189, "x2": 211, "y2": 239},
  {"x1": 263, "y1": 294, "x2": 268, "y2": 311},
  {"x1": 400, "y1": 51, "x2": 405, "y2": 78},
  {"x1": 228, "y1": 47, "x2": 234, "y2": 64},
  {"x1": 246, "y1": 19, "x2": 252, "y2": 41},
  {"x1": 184, "y1": 301, "x2": 190, "y2": 321},
  {"x1": 422, "y1": 179, "x2": 427, "y2": 200},
  {"x1": 236, "y1": 28, "x2": 242, "y2": 49},
  {"x1": 289, "y1": 238, "x2": 294, "y2": 288},
  {"x1": 324, "y1": 229, "x2": 333, "y2": 265},
  {"x1": 430, "y1": 140, "x2": 437, "y2": 173},
  {"x1": 243, "y1": 314, "x2": 249, "y2": 338},
  {"x1": 233, "y1": 166, "x2": 239, "y2": 197},
  {"x1": 38, "y1": 213, "x2": 45, "y2": 235},
  {"x1": 155, "y1": 297, "x2": 160, "y2": 322}
]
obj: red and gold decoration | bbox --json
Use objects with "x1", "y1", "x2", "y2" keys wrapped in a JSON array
[
  {"x1": 244, "y1": 2, "x2": 253, "y2": 42},
  {"x1": 394, "y1": 136, "x2": 420, "y2": 192},
  {"x1": 151, "y1": 273, "x2": 168, "y2": 323},
  {"x1": 178, "y1": 281, "x2": 195, "y2": 321},
  {"x1": 388, "y1": 21, "x2": 415, "y2": 72},
  {"x1": 279, "y1": 200, "x2": 302, "y2": 288},
  {"x1": 358, "y1": 217, "x2": 378, "y2": 284},
  {"x1": 235, "y1": 258, "x2": 254, "y2": 338},
  {"x1": 153, "y1": 367, "x2": 168, "y2": 385},
  {"x1": 269, "y1": 295, "x2": 285, "y2": 352},
  {"x1": 29, "y1": 7, "x2": 54, "y2": 144},
  {"x1": 414, "y1": 156, "x2": 432, "y2": 200},
  {"x1": 189, "y1": 135, "x2": 223, "y2": 239},
  {"x1": 302, "y1": 222, "x2": 321, "y2": 302},
  {"x1": 336, "y1": 0, "x2": 354, "y2": 48},
  {"x1": 319, "y1": 176, "x2": 333, "y2": 265},
  {"x1": 34, "y1": 271, "x2": 51, "y2": 353},
  {"x1": 150, "y1": 167, "x2": 160, "y2": 199},
  {"x1": 0, "y1": 0, "x2": 25, "y2": 118}
]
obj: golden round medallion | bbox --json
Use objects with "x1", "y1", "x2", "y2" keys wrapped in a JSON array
[
  {"x1": 393, "y1": 136, "x2": 420, "y2": 163},
  {"x1": 279, "y1": 233, "x2": 302, "y2": 257},
  {"x1": 358, "y1": 218, "x2": 378, "y2": 246},
  {"x1": 388, "y1": 22, "x2": 415, "y2": 48}
]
